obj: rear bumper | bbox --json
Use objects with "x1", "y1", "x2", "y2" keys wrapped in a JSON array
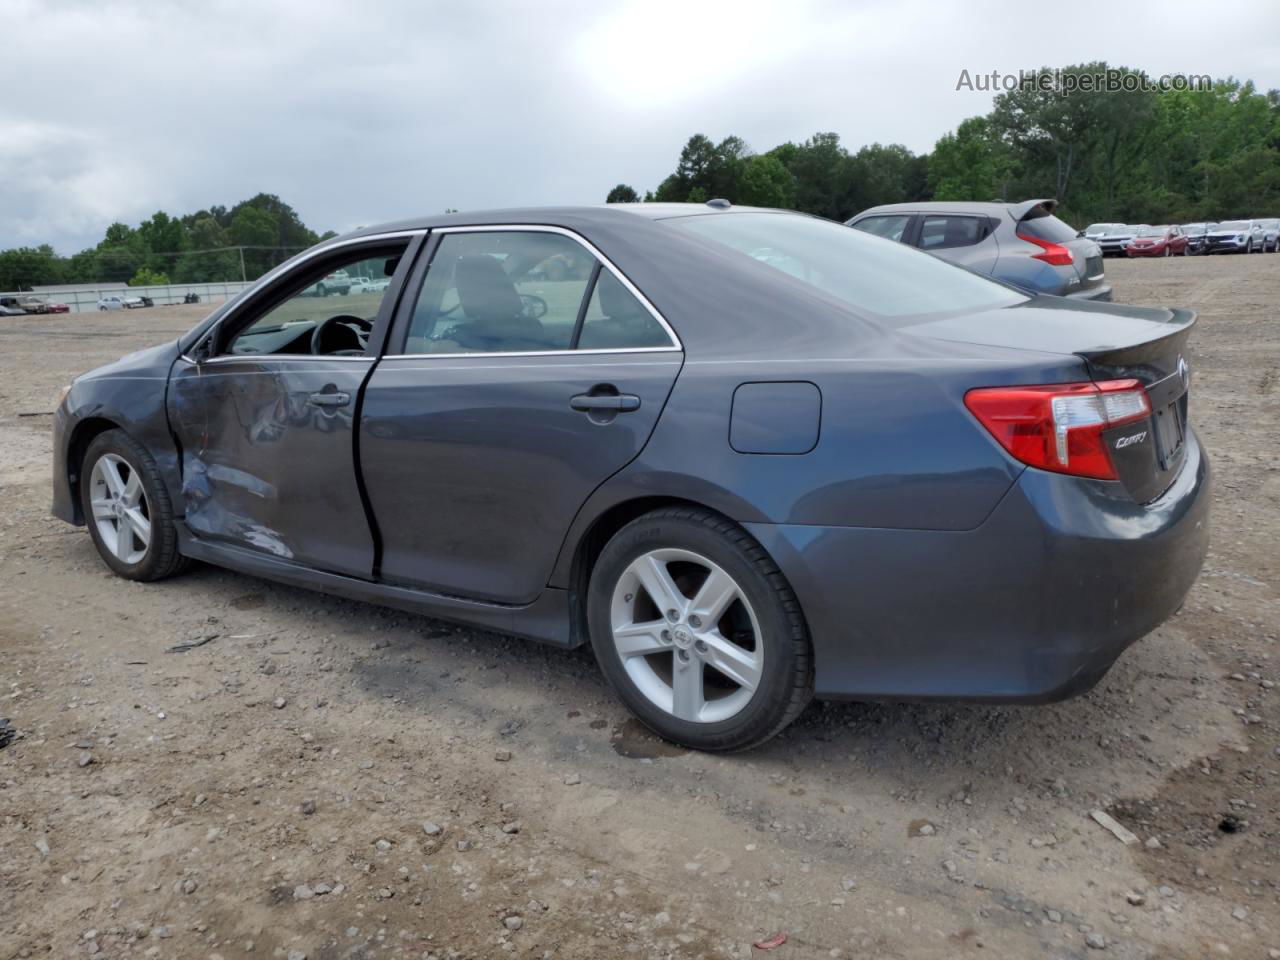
[{"x1": 747, "y1": 429, "x2": 1209, "y2": 702}]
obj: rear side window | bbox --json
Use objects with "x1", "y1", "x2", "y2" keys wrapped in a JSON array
[
  {"x1": 1017, "y1": 213, "x2": 1079, "y2": 243},
  {"x1": 578, "y1": 271, "x2": 671, "y2": 350},
  {"x1": 401, "y1": 230, "x2": 675, "y2": 354},
  {"x1": 850, "y1": 214, "x2": 910, "y2": 242},
  {"x1": 403, "y1": 232, "x2": 593, "y2": 354},
  {"x1": 918, "y1": 215, "x2": 989, "y2": 250}
]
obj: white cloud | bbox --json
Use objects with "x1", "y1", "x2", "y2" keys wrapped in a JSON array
[{"x1": 0, "y1": 0, "x2": 1275, "y2": 253}]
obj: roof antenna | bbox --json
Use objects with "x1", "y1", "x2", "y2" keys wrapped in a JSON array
[{"x1": 706, "y1": 198, "x2": 731, "y2": 209}]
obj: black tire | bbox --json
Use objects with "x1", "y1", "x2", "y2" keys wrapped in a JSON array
[
  {"x1": 587, "y1": 507, "x2": 813, "y2": 751},
  {"x1": 79, "y1": 429, "x2": 188, "y2": 582}
]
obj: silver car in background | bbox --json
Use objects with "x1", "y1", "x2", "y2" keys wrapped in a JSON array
[
  {"x1": 1257, "y1": 218, "x2": 1279, "y2": 252},
  {"x1": 1096, "y1": 224, "x2": 1146, "y2": 257},
  {"x1": 1205, "y1": 220, "x2": 1265, "y2": 254},
  {"x1": 847, "y1": 199, "x2": 1111, "y2": 301}
]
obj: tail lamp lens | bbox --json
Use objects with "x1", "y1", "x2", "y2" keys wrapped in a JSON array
[
  {"x1": 964, "y1": 380, "x2": 1151, "y2": 480},
  {"x1": 1019, "y1": 232, "x2": 1075, "y2": 266}
]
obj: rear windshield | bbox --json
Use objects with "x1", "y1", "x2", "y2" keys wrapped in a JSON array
[
  {"x1": 1219, "y1": 221, "x2": 1250, "y2": 231},
  {"x1": 665, "y1": 212, "x2": 1025, "y2": 319},
  {"x1": 1016, "y1": 213, "x2": 1080, "y2": 243}
]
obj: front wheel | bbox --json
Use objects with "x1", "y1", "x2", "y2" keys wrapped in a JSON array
[
  {"x1": 79, "y1": 429, "x2": 188, "y2": 581},
  {"x1": 587, "y1": 508, "x2": 813, "y2": 751}
]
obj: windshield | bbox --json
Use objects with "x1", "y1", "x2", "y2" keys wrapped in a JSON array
[
  {"x1": 1137, "y1": 226, "x2": 1166, "y2": 237},
  {"x1": 1218, "y1": 221, "x2": 1250, "y2": 231},
  {"x1": 1086, "y1": 223, "x2": 1119, "y2": 234},
  {"x1": 666, "y1": 212, "x2": 1025, "y2": 320}
]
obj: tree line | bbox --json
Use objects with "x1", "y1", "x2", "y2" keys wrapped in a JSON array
[
  {"x1": 0, "y1": 193, "x2": 334, "y2": 292},
  {"x1": 607, "y1": 64, "x2": 1279, "y2": 228}
]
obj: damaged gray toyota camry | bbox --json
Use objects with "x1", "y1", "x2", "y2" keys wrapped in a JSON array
[{"x1": 51, "y1": 202, "x2": 1209, "y2": 751}]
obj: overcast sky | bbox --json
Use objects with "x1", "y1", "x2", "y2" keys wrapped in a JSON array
[{"x1": 2, "y1": 0, "x2": 1276, "y2": 253}]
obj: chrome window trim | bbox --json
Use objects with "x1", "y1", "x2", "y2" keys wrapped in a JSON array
[
  {"x1": 392, "y1": 223, "x2": 682, "y2": 357},
  {"x1": 180, "y1": 229, "x2": 425, "y2": 362}
]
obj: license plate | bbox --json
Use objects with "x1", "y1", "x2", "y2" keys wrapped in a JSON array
[{"x1": 1152, "y1": 400, "x2": 1185, "y2": 467}]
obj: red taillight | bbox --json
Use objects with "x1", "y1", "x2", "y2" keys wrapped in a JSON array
[
  {"x1": 964, "y1": 380, "x2": 1151, "y2": 480},
  {"x1": 1020, "y1": 232, "x2": 1074, "y2": 266}
]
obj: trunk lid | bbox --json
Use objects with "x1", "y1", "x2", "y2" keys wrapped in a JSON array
[{"x1": 910, "y1": 298, "x2": 1195, "y2": 502}]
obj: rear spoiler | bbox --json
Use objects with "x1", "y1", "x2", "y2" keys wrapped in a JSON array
[{"x1": 1009, "y1": 198, "x2": 1057, "y2": 222}]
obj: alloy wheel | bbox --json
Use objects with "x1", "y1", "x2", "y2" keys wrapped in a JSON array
[
  {"x1": 89, "y1": 453, "x2": 151, "y2": 564},
  {"x1": 609, "y1": 548, "x2": 762, "y2": 724}
]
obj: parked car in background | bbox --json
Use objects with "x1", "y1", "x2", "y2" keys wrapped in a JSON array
[
  {"x1": 349, "y1": 276, "x2": 390, "y2": 294},
  {"x1": 1126, "y1": 225, "x2": 1188, "y2": 258},
  {"x1": 1205, "y1": 220, "x2": 1264, "y2": 254},
  {"x1": 1097, "y1": 225, "x2": 1143, "y2": 257},
  {"x1": 50, "y1": 202, "x2": 1208, "y2": 750},
  {"x1": 1182, "y1": 223, "x2": 1216, "y2": 255},
  {"x1": 1257, "y1": 218, "x2": 1279, "y2": 252},
  {"x1": 1083, "y1": 222, "x2": 1124, "y2": 241},
  {"x1": 0, "y1": 302, "x2": 26, "y2": 316},
  {"x1": 97, "y1": 294, "x2": 145, "y2": 311},
  {"x1": 847, "y1": 199, "x2": 1111, "y2": 301},
  {"x1": 45, "y1": 300, "x2": 70, "y2": 313},
  {"x1": 0, "y1": 295, "x2": 52, "y2": 314},
  {"x1": 311, "y1": 269, "x2": 352, "y2": 296}
]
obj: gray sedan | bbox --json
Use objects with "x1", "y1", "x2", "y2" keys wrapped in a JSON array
[
  {"x1": 848, "y1": 199, "x2": 1112, "y2": 301},
  {"x1": 51, "y1": 203, "x2": 1206, "y2": 750}
]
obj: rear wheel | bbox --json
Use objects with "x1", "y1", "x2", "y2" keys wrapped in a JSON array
[
  {"x1": 587, "y1": 507, "x2": 812, "y2": 751},
  {"x1": 80, "y1": 430, "x2": 187, "y2": 582}
]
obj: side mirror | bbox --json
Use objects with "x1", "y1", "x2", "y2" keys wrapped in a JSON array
[{"x1": 190, "y1": 324, "x2": 218, "y2": 362}]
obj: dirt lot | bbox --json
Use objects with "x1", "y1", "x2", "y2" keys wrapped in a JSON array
[{"x1": 1, "y1": 255, "x2": 1277, "y2": 960}]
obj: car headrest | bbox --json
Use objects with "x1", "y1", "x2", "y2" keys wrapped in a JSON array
[{"x1": 455, "y1": 255, "x2": 523, "y2": 324}]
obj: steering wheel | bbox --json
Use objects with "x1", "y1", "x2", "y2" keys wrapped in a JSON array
[
  {"x1": 311, "y1": 314, "x2": 373, "y2": 356},
  {"x1": 520, "y1": 294, "x2": 548, "y2": 320}
]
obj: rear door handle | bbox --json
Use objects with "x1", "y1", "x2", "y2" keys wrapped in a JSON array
[
  {"x1": 570, "y1": 393, "x2": 641, "y2": 413},
  {"x1": 308, "y1": 390, "x2": 351, "y2": 407}
]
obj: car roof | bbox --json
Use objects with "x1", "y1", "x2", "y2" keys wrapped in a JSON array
[
  {"x1": 848, "y1": 199, "x2": 1056, "y2": 222},
  {"x1": 339, "y1": 202, "x2": 796, "y2": 242}
]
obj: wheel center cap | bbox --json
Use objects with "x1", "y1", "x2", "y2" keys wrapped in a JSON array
[
  {"x1": 671, "y1": 626, "x2": 693, "y2": 649},
  {"x1": 113, "y1": 502, "x2": 124, "y2": 517}
]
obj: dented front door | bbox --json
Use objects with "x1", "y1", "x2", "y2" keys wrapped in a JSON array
[{"x1": 167, "y1": 356, "x2": 375, "y2": 578}]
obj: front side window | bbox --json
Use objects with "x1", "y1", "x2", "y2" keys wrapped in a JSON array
[
  {"x1": 226, "y1": 248, "x2": 405, "y2": 357},
  {"x1": 850, "y1": 214, "x2": 910, "y2": 242},
  {"x1": 918, "y1": 215, "x2": 987, "y2": 249},
  {"x1": 401, "y1": 230, "x2": 673, "y2": 354}
]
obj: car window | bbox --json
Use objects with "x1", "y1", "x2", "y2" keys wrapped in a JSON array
[
  {"x1": 918, "y1": 215, "x2": 987, "y2": 250},
  {"x1": 577, "y1": 270, "x2": 672, "y2": 350},
  {"x1": 226, "y1": 250, "x2": 405, "y2": 357},
  {"x1": 850, "y1": 215, "x2": 911, "y2": 242},
  {"x1": 402, "y1": 231, "x2": 596, "y2": 355},
  {"x1": 1016, "y1": 214, "x2": 1079, "y2": 243},
  {"x1": 670, "y1": 212, "x2": 1025, "y2": 321}
]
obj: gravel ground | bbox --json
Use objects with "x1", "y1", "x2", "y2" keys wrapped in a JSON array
[{"x1": 1, "y1": 254, "x2": 1277, "y2": 960}]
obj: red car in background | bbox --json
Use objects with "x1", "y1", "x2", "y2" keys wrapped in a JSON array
[{"x1": 1127, "y1": 224, "x2": 1188, "y2": 257}]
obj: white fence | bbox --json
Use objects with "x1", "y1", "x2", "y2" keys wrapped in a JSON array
[{"x1": 12, "y1": 280, "x2": 255, "y2": 315}]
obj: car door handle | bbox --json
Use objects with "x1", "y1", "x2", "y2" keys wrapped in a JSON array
[
  {"x1": 308, "y1": 390, "x2": 351, "y2": 407},
  {"x1": 570, "y1": 393, "x2": 640, "y2": 413}
]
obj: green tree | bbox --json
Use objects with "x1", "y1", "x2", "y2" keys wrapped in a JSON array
[
  {"x1": 606, "y1": 184, "x2": 640, "y2": 203},
  {"x1": 129, "y1": 266, "x2": 171, "y2": 287},
  {"x1": 737, "y1": 155, "x2": 795, "y2": 208},
  {"x1": 930, "y1": 117, "x2": 1013, "y2": 200},
  {"x1": 229, "y1": 205, "x2": 278, "y2": 278}
]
